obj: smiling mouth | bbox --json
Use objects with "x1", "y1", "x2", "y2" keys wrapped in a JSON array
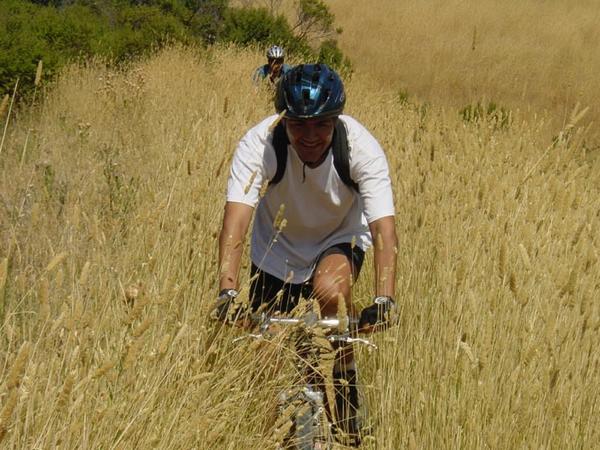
[{"x1": 300, "y1": 142, "x2": 320, "y2": 149}]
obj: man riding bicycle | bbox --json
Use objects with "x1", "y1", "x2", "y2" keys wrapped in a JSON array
[
  {"x1": 253, "y1": 45, "x2": 292, "y2": 85},
  {"x1": 215, "y1": 63, "x2": 398, "y2": 446}
]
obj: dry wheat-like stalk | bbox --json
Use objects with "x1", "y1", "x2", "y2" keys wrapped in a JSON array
[
  {"x1": 34, "y1": 60, "x2": 43, "y2": 87},
  {"x1": 57, "y1": 373, "x2": 75, "y2": 410},
  {"x1": 79, "y1": 261, "x2": 90, "y2": 286},
  {"x1": 6, "y1": 342, "x2": 31, "y2": 390},
  {"x1": 499, "y1": 241, "x2": 507, "y2": 280},
  {"x1": 508, "y1": 272, "x2": 518, "y2": 297},
  {"x1": 92, "y1": 361, "x2": 116, "y2": 379},
  {"x1": 455, "y1": 260, "x2": 466, "y2": 288},
  {"x1": 259, "y1": 179, "x2": 270, "y2": 197},
  {"x1": 559, "y1": 270, "x2": 577, "y2": 298},
  {"x1": 38, "y1": 277, "x2": 50, "y2": 321},
  {"x1": 408, "y1": 430, "x2": 418, "y2": 450},
  {"x1": 132, "y1": 317, "x2": 153, "y2": 337},
  {"x1": 0, "y1": 95, "x2": 9, "y2": 120},
  {"x1": 268, "y1": 109, "x2": 287, "y2": 133},
  {"x1": 517, "y1": 244, "x2": 530, "y2": 271},
  {"x1": 271, "y1": 418, "x2": 294, "y2": 446},
  {"x1": 0, "y1": 257, "x2": 7, "y2": 293},
  {"x1": 376, "y1": 231, "x2": 384, "y2": 251},
  {"x1": 45, "y1": 252, "x2": 67, "y2": 273},
  {"x1": 277, "y1": 218, "x2": 288, "y2": 232},
  {"x1": 157, "y1": 334, "x2": 171, "y2": 356},
  {"x1": 273, "y1": 203, "x2": 286, "y2": 230},
  {"x1": 126, "y1": 295, "x2": 148, "y2": 324},
  {"x1": 336, "y1": 293, "x2": 348, "y2": 332},
  {"x1": 55, "y1": 267, "x2": 64, "y2": 288},
  {"x1": 206, "y1": 419, "x2": 227, "y2": 444},
  {"x1": 244, "y1": 170, "x2": 257, "y2": 195},
  {"x1": 124, "y1": 338, "x2": 143, "y2": 370},
  {"x1": 171, "y1": 324, "x2": 189, "y2": 348},
  {"x1": 0, "y1": 79, "x2": 18, "y2": 156},
  {"x1": 0, "y1": 390, "x2": 19, "y2": 443},
  {"x1": 125, "y1": 284, "x2": 140, "y2": 303}
]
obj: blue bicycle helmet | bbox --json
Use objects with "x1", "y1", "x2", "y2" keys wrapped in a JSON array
[{"x1": 275, "y1": 64, "x2": 345, "y2": 119}]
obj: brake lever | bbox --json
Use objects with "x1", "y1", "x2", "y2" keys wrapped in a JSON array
[
  {"x1": 327, "y1": 335, "x2": 378, "y2": 349},
  {"x1": 232, "y1": 333, "x2": 264, "y2": 343}
]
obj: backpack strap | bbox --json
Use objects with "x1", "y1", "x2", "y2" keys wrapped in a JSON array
[
  {"x1": 332, "y1": 120, "x2": 359, "y2": 192},
  {"x1": 270, "y1": 119, "x2": 359, "y2": 192},
  {"x1": 270, "y1": 121, "x2": 289, "y2": 186}
]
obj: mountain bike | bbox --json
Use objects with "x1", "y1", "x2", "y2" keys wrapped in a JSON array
[{"x1": 234, "y1": 310, "x2": 376, "y2": 450}]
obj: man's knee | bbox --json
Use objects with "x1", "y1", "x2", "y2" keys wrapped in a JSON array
[{"x1": 313, "y1": 278, "x2": 351, "y2": 315}]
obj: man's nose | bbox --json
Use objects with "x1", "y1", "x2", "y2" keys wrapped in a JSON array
[{"x1": 303, "y1": 125, "x2": 319, "y2": 140}]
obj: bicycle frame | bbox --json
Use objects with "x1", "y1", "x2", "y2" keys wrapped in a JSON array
[{"x1": 234, "y1": 312, "x2": 376, "y2": 450}]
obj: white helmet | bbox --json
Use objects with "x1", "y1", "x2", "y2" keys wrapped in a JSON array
[{"x1": 266, "y1": 45, "x2": 285, "y2": 59}]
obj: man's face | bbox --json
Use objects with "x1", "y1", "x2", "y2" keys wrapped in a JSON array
[
  {"x1": 285, "y1": 117, "x2": 336, "y2": 165},
  {"x1": 268, "y1": 58, "x2": 284, "y2": 75}
]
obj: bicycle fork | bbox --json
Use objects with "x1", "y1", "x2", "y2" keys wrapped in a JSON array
[{"x1": 277, "y1": 384, "x2": 331, "y2": 450}]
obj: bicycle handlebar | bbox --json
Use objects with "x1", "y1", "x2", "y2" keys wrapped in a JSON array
[
  {"x1": 261, "y1": 314, "x2": 358, "y2": 329},
  {"x1": 232, "y1": 311, "x2": 377, "y2": 349}
]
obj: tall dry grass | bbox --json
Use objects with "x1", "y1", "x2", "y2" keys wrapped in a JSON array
[
  {"x1": 0, "y1": 44, "x2": 599, "y2": 449},
  {"x1": 329, "y1": 0, "x2": 600, "y2": 138}
]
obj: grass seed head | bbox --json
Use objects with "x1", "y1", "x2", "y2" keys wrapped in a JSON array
[
  {"x1": 0, "y1": 390, "x2": 19, "y2": 443},
  {"x1": 45, "y1": 252, "x2": 67, "y2": 273},
  {"x1": 0, "y1": 257, "x2": 7, "y2": 293},
  {"x1": 6, "y1": 342, "x2": 31, "y2": 390},
  {"x1": 34, "y1": 60, "x2": 43, "y2": 86},
  {"x1": 0, "y1": 94, "x2": 9, "y2": 119},
  {"x1": 38, "y1": 277, "x2": 50, "y2": 321}
]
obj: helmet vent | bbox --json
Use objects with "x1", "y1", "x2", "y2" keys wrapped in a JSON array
[
  {"x1": 312, "y1": 72, "x2": 320, "y2": 83},
  {"x1": 302, "y1": 89, "x2": 311, "y2": 104}
]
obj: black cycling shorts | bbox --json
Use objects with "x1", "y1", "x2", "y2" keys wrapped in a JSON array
[{"x1": 249, "y1": 243, "x2": 365, "y2": 314}]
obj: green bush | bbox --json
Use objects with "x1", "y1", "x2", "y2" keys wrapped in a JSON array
[
  {"x1": 460, "y1": 101, "x2": 512, "y2": 129},
  {"x1": 0, "y1": 0, "x2": 351, "y2": 98},
  {"x1": 221, "y1": 7, "x2": 310, "y2": 56},
  {"x1": 317, "y1": 39, "x2": 352, "y2": 77},
  {"x1": 0, "y1": 0, "x2": 73, "y2": 94},
  {"x1": 101, "y1": 4, "x2": 191, "y2": 58}
]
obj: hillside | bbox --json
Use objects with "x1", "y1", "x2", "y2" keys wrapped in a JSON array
[
  {"x1": 329, "y1": 0, "x2": 600, "y2": 140},
  {"x1": 0, "y1": 45, "x2": 599, "y2": 448}
]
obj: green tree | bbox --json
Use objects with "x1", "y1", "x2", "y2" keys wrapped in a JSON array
[
  {"x1": 293, "y1": 0, "x2": 339, "y2": 41},
  {"x1": 0, "y1": 0, "x2": 351, "y2": 96},
  {"x1": 318, "y1": 39, "x2": 352, "y2": 76},
  {"x1": 221, "y1": 7, "x2": 310, "y2": 55}
]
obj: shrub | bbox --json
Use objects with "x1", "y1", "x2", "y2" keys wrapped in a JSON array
[
  {"x1": 221, "y1": 7, "x2": 310, "y2": 56},
  {"x1": 460, "y1": 101, "x2": 512, "y2": 129},
  {"x1": 317, "y1": 39, "x2": 352, "y2": 77},
  {"x1": 0, "y1": 0, "x2": 351, "y2": 97}
]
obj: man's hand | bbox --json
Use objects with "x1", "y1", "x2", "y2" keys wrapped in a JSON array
[
  {"x1": 358, "y1": 296, "x2": 397, "y2": 331},
  {"x1": 211, "y1": 288, "x2": 240, "y2": 322}
]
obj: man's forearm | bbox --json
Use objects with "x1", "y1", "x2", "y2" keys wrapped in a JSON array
[
  {"x1": 218, "y1": 229, "x2": 244, "y2": 291},
  {"x1": 370, "y1": 217, "x2": 398, "y2": 297},
  {"x1": 374, "y1": 242, "x2": 397, "y2": 297},
  {"x1": 217, "y1": 202, "x2": 254, "y2": 291}
]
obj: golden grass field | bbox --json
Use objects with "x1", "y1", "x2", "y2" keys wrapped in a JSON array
[
  {"x1": 1, "y1": 8, "x2": 600, "y2": 449},
  {"x1": 328, "y1": 0, "x2": 600, "y2": 137}
]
